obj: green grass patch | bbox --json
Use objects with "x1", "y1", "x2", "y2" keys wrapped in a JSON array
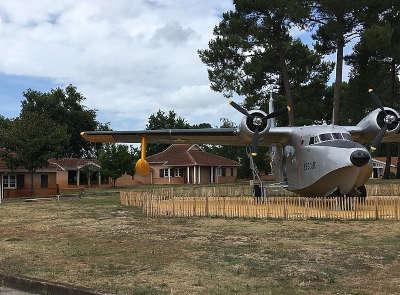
[{"x1": 0, "y1": 195, "x2": 399, "y2": 294}]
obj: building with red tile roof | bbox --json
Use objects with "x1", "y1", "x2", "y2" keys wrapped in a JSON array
[
  {"x1": 371, "y1": 157, "x2": 398, "y2": 178},
  {"x1": 0, "y1": 148, "x2": 58, "y2": 199},
  {"x1": 135, "y1": 144, "x2": 240, "y2": 185},
  {"x1": 48, "y1": 158, "x2": 110, "y2": 189}
]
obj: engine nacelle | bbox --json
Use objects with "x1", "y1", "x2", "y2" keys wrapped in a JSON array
[
  {"x1": 239, "y1": 110, "x2": 271, "y2": 143},
  {"x1": 357, "y1": 107, "x2": 400, "y2": 142}
]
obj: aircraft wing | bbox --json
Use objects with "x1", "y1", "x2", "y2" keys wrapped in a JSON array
[
  {"x1": 382, "y1": 134, "x2": 400, "y2": 143},
  {"x1": 344, "y1": 125, "x2": 400, "y2": 144},
  {"x1": 81, "y1": 128, "x2": 244, "y2": 145},
  {"x1": 81, "y1": 127, "x2": 293, "y2": 146},
  {"x1": 343, "y1": 126, "x2": 371, "y2": 144}
]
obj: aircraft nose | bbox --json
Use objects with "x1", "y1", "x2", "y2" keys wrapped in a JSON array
[{"x1": 350, "y1": 150, "x2": 371, "y2": 167}]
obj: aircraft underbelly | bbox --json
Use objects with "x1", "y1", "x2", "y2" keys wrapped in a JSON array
[{"x1": 287, "y1": 146, "x2": 372, "y2": 196}]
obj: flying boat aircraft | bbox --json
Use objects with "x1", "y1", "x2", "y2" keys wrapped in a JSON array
[{"x1": 81, "y1": 90, "x2": 400, "y2": 199}]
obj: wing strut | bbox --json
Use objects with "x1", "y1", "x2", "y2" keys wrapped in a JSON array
[{"x1": 247, "y1": 147, "x2": 268, "y2": 202}]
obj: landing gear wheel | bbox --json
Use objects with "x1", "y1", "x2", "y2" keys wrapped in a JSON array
[{"x1": 356, "y1": 185, "x2": 367, "y2": 204}]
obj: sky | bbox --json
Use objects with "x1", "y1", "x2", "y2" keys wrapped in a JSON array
[{"x1": 0, "y1": 0, "x2": 355, "y2": 130}]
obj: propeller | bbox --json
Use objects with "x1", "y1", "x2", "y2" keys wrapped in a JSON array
[
  {"x1": 368, "y1": 88, "x2": 386, "y2": 114},
  {"x1": 370, "y1": 125, "x2": 388, "y2": 151},
  {"x1": 229, "y1": 100, "x2": 253, "y2": 118},
  {"x1": 229, "y1": 100, "x2": 290, "y2": 156},
  {"x1": 368, "y1": 89, "x2": 400, "y2": 151}
]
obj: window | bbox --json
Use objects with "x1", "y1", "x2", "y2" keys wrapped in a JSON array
[
  {"x1": 342, "y1": 133, "x2": 352, "y2": 140},
  {"x1": 309, "y1": 136, "x2": 320, "y2": 145},
  {"x1": 332, "y1": 133, "x2": 343, "y2": 140},
  {"x1": 160, "y1": 169, "x2": 170, "y2": 178},
  {"x1": 216, "y1": 167, "x2": 222, "y2": 177},
  {"x1": 17, "y1": 175, "x2": 25, "y2": 189},
  {"x1": 174, "y1": 168, "x2": 184, "y2": 177},
  {"x1": 319, "y1": 133, "x2": 333, "y2": 141},
  {"x1": 41, "y1": 174, "x2": 48, "y2": 188},
  {"x1": 3, "y1": 175, "x2": 16, "y2": 189},
  {"x1": 231, "y1": 168, "x2": 234, "y2": 177}
]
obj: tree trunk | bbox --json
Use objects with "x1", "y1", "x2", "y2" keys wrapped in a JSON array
[
  {"x1": 30, "y1": 170, "x2": 34, "y2": 195},
  {"x1": 332, "y1": 36, "x2": 344, "y2": 125},
  {"x1": 391, "y1": 60, "x2": 399, "y2": 179},
  {"x1": 384, "y1": 144, "x2": 391, "y2": 179},
  {"x1": 278, "y1": 54, "x2": 295, "y2": 126}
]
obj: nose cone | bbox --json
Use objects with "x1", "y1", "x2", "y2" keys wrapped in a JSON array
[{"x1": 350, "y1": 150, "x2": 371, "y2": 167}]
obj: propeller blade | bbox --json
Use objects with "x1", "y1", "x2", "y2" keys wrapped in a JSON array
[
  {"x1": 228, "y1": 100, "x2": 252, "y2": 118},
  {"x1": 264, "y1": 106, "x2": 291, "y2": 120},
  {"x1": 251, "y1": 127, "x2": 260, "y2": 157},
  {"x1": 368, "y1": 89, "x2": 386, "y2": 114},
  {"x1": 370, "y1": 125, "x2": 388, "y2": 151}
]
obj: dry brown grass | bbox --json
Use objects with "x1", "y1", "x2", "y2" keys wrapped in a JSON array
[{"x1": 0, "y1": 195, "x2": 400, "y2": 294}]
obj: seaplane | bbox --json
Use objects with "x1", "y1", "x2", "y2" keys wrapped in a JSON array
[{"x1": 81, "y1": 90, "x2": 400, "y2": 199}]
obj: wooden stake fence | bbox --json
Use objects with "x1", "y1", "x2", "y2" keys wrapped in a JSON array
[
  {"x1": 121, "y1": 191, "x2": 400, "y2": 221},
  {"x1": 123, "y1": 182, "x2": 400, "y2": 198}
]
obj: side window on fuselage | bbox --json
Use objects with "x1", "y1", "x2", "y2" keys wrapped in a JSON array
[
  {"x1": 319, "y1": 133, "x2": 333, "y2": 141},
  {"x1": 342, "y1": 133, "x2": 352, "y2": 140},
  {"x1": 309, "y1": 136, "x2": 320, "y2": 145}
]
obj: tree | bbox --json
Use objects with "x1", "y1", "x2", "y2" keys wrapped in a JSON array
[
  {"x1": 0, "y1": 115, "x2": 12, "y2": 147},
  {"x1": 0, "y1": 115, "x2": 11, "y2": 130},
  {"x1": 145, "y1": 110, "x2": 191, "y2": 155},
  {"x1": 199, "y1": 0, "x2": 331, "y2": 126},
  {"x1": 98, "y1": 144, "x2": 136, "y2": 187},
  {"x1": 192, "y1": 123, "x2": 212, "y2": 129},
  {"x1": 362, "y1": 5, "x2": 400, "y2": 178},
  {"x1": 3, "y1": 112, "x2": 69, "y2": 193},
  {"x1": 346, "y1": 2, "x2": 400, "y2": 178},
  {"x1": 204, "y1": 118, "x2": 270, "y2": 179},
  {"x1": 308, "y1": 1, "x2": 365, "y2": 124},
  {"x1": 20, "y1": 85, "x2": 106, "y2": 158}
]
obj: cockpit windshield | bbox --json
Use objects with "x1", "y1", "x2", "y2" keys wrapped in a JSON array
[
  {"x1": 319, "y1": 133, "x2": 333, "y2": 141},
  {"x1": 342, "y1": 133, "x2": 352, "y2": 140},
  {"x1": 309, "y1": 132, "x2": 352, "y2": 145},
  {"x1": 332, "y1": 133, "x2": 343, "y2": 140}
]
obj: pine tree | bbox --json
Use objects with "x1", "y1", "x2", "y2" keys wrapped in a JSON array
[
  {"x1": 199, "y1": 0, "x2": 332, "y2": 126},
  {"x1": 308, "y1": 0, "x2": 365, "y2": 124}
]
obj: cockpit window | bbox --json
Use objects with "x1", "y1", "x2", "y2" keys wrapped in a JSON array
[
  {"x1": 342, "y1": 133, "x2": 352, "y2": 140},
  {"x1": 309, "y1": 132, "x2": 351, "y2": 145},
  {"x1": 309, "y1": 135, "x2": 321, "y2": 145},
  {"x1": 332, "y1": 133, "x2": 343, "y2": 140},
  {"x1": 319, "y1": 133, "x2": 333, "y2": 141}
]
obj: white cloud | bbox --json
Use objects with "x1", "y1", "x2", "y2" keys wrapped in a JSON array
[{"x1": 0, "y1": 0, "x2": 239, "y2": 129}]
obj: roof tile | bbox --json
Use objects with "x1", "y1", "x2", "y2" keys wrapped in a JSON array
[
  {"x1": 146, "y1": 144, "x2": 240, "y2": 166},
  {"x1": 48, "y1": 158, "x2": 100, "y2": 170}
]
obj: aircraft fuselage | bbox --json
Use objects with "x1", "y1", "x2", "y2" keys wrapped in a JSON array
[{"x1": 276, "y1": 125, "x2": 372, "y2": 197}]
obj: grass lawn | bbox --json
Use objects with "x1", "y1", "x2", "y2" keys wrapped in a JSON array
[{"x1": 0, "y1": 195, "x2": 399, "y2": 295}]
